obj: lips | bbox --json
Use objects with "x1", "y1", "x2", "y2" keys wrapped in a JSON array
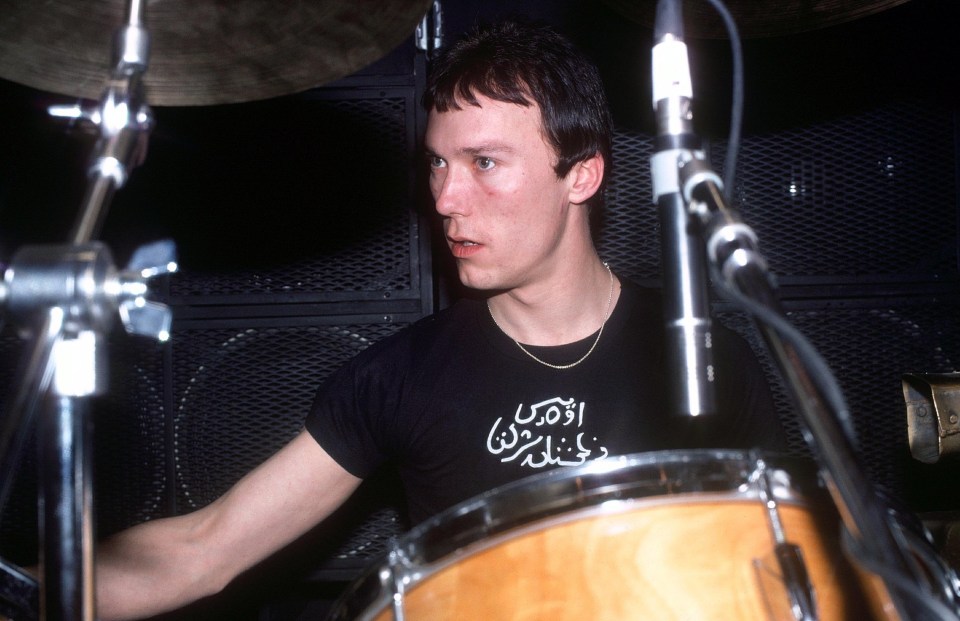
[{"x1": 448, "y1": 236, "x2": 483, "y2": 259}]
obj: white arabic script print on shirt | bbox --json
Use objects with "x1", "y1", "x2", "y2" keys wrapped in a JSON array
[{"x1": 485, "y1": 396, "x2": 609, "y2": 468}]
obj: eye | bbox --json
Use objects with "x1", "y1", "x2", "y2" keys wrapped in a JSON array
[
  {"x1": 476, "y1": 157, "x2": 495, "y2": 171},
  {"x1": 428, "y1": 154, "x2": 446, "y2": 169}
]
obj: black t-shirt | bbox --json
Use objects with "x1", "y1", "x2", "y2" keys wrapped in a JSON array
[{"x1": 306, "y1": 279, "x2": 785, "y2": 524}]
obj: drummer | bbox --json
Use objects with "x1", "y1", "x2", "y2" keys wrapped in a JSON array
[{"x1": 93, "y1": 20, "x2": 786, "y2": 620}]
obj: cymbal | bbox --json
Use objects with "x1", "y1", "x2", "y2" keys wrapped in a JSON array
[
  {"x1": 0, "y1": 0, "x2": 432, "y2": 106},
  {"x1": 601, "y1": 0, "x2": 913, "y2": 39}
]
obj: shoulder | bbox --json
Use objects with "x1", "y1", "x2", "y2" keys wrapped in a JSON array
[
  {"x1": 345, "y1": 298, "x2": 485, "y2": 372},
  {"x1": 609, "y1": 276, "x2": 665, "y2": 344},
  {"x1": 613, "y1": 275, "x2": 760, "y2": 368},
  {"x1": 617, "y1": 277, "x2": 663, "y2": 318},
  {"x1": 398, "y1": 297, "x2": 485, "y2": 350}
]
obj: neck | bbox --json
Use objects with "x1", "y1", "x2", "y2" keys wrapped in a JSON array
[{"x1": 487, "y1": 257, "x2": 620, "y2": 346}]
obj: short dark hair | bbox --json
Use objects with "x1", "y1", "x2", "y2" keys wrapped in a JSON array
[{"x1": 425, "y1": 21, "x2": 613, "y2": 209}]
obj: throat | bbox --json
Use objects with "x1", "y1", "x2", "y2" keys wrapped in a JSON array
[{"x1": 487, "y1": 262, "x2": 615, "y2": 369}]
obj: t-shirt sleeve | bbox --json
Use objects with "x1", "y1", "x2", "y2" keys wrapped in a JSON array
[{"x1": 304, "y1": 338, "x2": 406, "y2": 479}]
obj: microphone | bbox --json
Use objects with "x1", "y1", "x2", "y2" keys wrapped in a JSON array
[{"x1": 650, "y1": 0, "x2": 717, "y2": 417}]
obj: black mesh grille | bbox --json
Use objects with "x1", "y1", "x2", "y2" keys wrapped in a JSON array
[
  {"x1": 599, "y1": 99, "x2": 959, "y2": 286},
  {"x1": 716, "y1": 298, "x2": 960, "y2": 511},
  {"x1": 162, "y1": 93, "x2": 421, "y2": 301},
  {"x1": 596, "y1": 127, "x2": 660, "y2": 283},
  {"x1": 720, "y1": 100, "x2": 958, "y2": 281},
  {"x1": 170, "y1": 323, "x2": 403, "y2": 511},
  {"x1": 92, "y1": 339, "x2": 169, "y2": 535}
]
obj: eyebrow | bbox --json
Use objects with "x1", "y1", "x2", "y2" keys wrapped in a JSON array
[{"x1": 424, "y1": 143, "x2": 517, "y2": 159}]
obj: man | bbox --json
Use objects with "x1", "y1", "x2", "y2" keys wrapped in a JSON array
[{"x1": 92, "y1": 20, "x2": 784, "y2": 620}]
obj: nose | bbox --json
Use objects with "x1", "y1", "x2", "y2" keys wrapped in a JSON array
[{"x1": 432, "y1": 165, "x2": 465, "y2": 217}]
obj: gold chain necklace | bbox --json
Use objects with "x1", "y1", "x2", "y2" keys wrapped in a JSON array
[{"x1": 487, "y1": 263, "x2": 614, "y2": 370}]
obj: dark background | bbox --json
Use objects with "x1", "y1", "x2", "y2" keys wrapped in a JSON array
[{"x1": 2, "y1": 0, "x2": 959, "y2": 618}]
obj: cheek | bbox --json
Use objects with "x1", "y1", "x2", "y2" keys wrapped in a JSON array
[
  {"x1": 485, "y1": 170, "x2": 529, "y2": 203},
  {"x1": 427, "y1": 170, "x2": 442, "y2": 198},
  {"x1": 481, "y1": 184, "x2": 501, "y2": 202}
]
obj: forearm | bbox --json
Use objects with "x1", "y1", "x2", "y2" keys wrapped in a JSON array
[{"x1": 95, "y1": 513, "x2": 223, "y2": 621}]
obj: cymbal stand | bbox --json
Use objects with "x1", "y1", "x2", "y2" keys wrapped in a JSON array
[
  {"x1": 676, "y1": 155, "x2": 960, "y2": 619},
  {"x1": 0, "y1": 1, "x2": 175, "y2": 619}
]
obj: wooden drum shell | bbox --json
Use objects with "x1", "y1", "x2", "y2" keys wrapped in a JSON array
[{"x1": 330, "y1": 451, "x2": 874, "y2": 621}]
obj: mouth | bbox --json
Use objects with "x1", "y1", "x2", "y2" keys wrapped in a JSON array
[{"x1": 448, "y1": 236, "x2": 483, "y2": 259}]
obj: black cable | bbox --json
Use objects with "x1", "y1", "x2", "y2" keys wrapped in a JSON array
[{"x1": 701, "y1": 0, "x2": 744, "y2": 204}]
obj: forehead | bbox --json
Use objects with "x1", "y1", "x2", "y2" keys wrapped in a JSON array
[{"x1": 425, "y1": 94, "x2": 551, "y2": 155}]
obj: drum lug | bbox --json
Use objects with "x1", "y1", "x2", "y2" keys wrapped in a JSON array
[
  {"x1": 389, "y1": 589, "x2": 406, "y2": 621},
  {"x1": 753, "y1": 458, "x2": 820, "y2": 621},
  {"x1": 384, "y1": 547, "x2": 410, "y2": 621}
]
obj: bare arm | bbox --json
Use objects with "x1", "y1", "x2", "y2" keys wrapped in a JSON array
[{"x1": 95, "y1": 430, "x2": 361, "y2": 621}]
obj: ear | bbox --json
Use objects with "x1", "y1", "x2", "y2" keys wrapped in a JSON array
[{"x1": 567, "y1": 152, "x2": 605, "y2": 205}]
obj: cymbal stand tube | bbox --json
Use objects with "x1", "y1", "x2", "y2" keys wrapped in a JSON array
[
  {"x1": 40, "y1": 395, "x2": 96, "y2": 621},
  {"x1": 56, "y1": 5, "x2": 150, "y2": 617}
]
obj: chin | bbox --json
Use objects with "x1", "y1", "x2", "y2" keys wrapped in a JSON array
[{"x1": 455, "y1": 265, "x2": 500, "y2": 293}]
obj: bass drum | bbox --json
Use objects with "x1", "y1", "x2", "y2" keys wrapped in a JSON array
[{"x1": 328, "y1": 450, "x2": 874, "y2": 620}]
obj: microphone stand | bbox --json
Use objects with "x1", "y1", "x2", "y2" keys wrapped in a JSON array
[
  {"x1": 0, "y1": 2, "x2": 175, "y2": 619},
  {"x1": 650, "y1": 4, "x2": 717, "y2": 418},
  {"x1": 678, "y1": 156, "x2": 960, "y2": 620}
]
